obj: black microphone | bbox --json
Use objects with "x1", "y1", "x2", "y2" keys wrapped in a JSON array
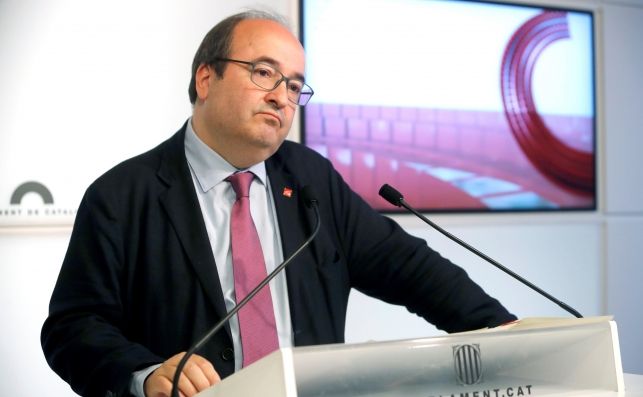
[
  {"x1": 171, "y1": 185, "x2": 321, "y2": 397},
  {"x1": 379, "y1": 183, "x2": 582, "y2": 319}
]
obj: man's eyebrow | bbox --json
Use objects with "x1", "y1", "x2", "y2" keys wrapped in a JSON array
[{"x1": 254, "y1": 56, "x2": 306, "y2": 82}]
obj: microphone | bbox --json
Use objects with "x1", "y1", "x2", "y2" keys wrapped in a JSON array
[
  {"x1": 171, "y1": 185, "x2": 321, "y2": 397},
  {"x1": 378, "y1": 183, "x2": 582, "y2": 319}
]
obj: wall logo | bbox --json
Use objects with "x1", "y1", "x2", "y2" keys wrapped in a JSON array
[
  {"x1": 1, "y1": 180, "x2": 76, "y2": 226},
  {"x1": 10, "y1": 181, "x2": 54, "y2": 205},
  {"x1": 453, "y1": 344, "x2": 483, "y2": 385}
]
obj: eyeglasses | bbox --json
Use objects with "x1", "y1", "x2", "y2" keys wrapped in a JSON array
[{"x1": 214, "y1": 58, "x2": 314, "y2": 106}]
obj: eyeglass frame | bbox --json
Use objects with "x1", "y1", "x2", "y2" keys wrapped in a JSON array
[{"x1": 212, "y1": 57, "x2": 314, "y2": 106}]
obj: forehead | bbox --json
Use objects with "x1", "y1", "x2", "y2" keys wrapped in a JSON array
[{"x1": 230, "y1": 19, "x2": 305, "y2": 76}]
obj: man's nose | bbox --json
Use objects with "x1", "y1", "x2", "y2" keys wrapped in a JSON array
[{"x1": 265, "y1": 79, "x2": 290, "y2": 108}]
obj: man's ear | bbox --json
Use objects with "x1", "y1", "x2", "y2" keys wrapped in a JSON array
[{"x1": 195, "y1": 64, "x2": 212, "y2": 101}]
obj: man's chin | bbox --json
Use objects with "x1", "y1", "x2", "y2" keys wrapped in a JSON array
[
  {"x1": 254, "y1": 128, "x2": 288, "y2": 147},
  {"x1": 236, "y1": 137, "x2": 285, "y2": 165}
]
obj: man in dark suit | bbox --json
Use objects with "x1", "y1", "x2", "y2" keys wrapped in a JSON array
[{"x1": 41, "y1": 10, "x2": 515, "y2": 397}]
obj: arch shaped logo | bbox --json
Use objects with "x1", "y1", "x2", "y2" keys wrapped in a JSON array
[
  {"x1": 1, "y1": 181, "x2": 76, "y2": 227},
  {"x1": 10, "y1": 181, "x2": 54, "y2": 205}
]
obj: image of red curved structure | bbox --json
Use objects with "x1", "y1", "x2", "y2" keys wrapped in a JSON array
[
  {"x1": 500, "y1": 11, "x2": 595, "y2": 194},
  {"x1": 303, "y1": 7, "x2": 596, "y2": 212}
]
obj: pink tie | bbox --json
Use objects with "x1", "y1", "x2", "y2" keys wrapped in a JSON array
[{"x1": 227, "y1": 171, "x2": 279, "y2": 367}]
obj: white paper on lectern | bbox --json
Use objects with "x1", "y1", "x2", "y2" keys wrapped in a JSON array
[{"x1": 196, "y1": 317, "x2": 624, "y2": 397}]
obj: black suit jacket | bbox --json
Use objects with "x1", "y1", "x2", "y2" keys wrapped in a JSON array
[{"x1": 42, "y1": 122, "x2": 515, "y2": 396}]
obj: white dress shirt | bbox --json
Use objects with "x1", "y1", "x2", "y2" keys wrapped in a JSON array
[{"x1": 184, "y1": 120, "x2": 293, "y2": 363}]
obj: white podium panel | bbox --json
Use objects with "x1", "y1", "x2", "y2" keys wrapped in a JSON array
[{"x1": 197, "y1": 317, "x2": 624, "y2": 397}]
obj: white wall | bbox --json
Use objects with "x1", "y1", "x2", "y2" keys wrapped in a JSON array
[
  {"x1": 602, "y1": 0, "x2": 643, "y2": 378},
  {"x1": 0, "y1": 0, "x2": 641, "y2": 395}
]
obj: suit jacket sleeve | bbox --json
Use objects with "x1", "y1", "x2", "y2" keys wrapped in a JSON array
[
  {"x1": 279, "y1": 142, "x2": 516, "y2": 334},
  {"x1": 41, "y1": 129, "x2": 237, "y2": 396},
  {"x1": 41, "y1": 181, "x2": 164, "y2": 397},
  {"x1": 41, "y1": 129, "x2": 238, "y2": 396}
]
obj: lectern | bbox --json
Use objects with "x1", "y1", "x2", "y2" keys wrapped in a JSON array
[{"x1": 196, "y1": 317, "x2": 624, "y2": 396}]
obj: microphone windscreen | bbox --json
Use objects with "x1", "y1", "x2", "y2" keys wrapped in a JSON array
[
  {"x1": 379, "y1": 184, "x2": 403, "y2": 207},
  {"x1": 301, "y1": 185, "x2": 319, "y2": 208}
]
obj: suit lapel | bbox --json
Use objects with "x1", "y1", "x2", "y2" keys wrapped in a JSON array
[
  {"x1": 267, "y1": 168, "x2": 307, "y2": 259},
  {"x1": 156, "y1": 126, "x2": 230, "y2": 337},
  {"x1": 267, "y1": 154, "x2": 338, "y2": 345}
]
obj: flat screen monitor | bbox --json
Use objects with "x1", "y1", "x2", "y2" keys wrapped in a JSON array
[{"x1": 299, "y1": 0, "x2": 596, "y2": 212}]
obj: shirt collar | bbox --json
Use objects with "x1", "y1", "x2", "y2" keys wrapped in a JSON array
[{"x1": 184, "y1": 118, "x2": 267, "y2": 192}]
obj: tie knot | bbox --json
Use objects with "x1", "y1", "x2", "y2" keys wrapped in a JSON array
[{"x1": 227, "y1": 171, "x2": 254, "y2": 198}]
